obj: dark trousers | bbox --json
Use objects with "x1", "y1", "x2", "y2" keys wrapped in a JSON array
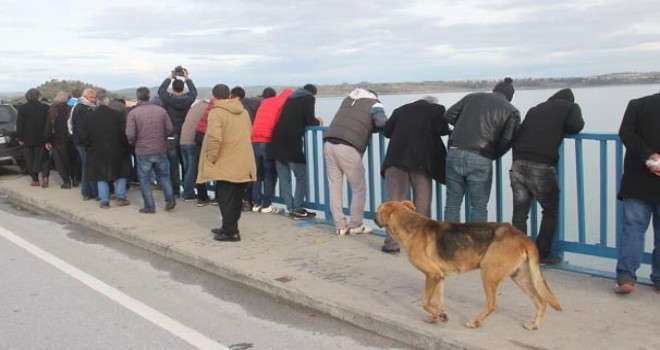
[
  {"x1": 24, "y1": 145, "x2": 50, "y2": 181},
  {"x1": 52, "y1": 142, "x2": 77, "y2": 184},
  {"x1": 167, "y1": 138, "x2": 182, "y2": 196},
  {"x1": 510, "y1": 160, "x2": 560, "y2": 258},
  {"x1": 193, "y1": 133, "x2": 209, "y2": 201},
  {"x1": 216, "y1": 181, "x2": 248, "y2": 235}
]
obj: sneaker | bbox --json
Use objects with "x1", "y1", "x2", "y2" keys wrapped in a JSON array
[
  {"x1": 60, "y1": 183, "x2": 72, "y2": 189},
  {"x1": 381, "y1": 245, "x2": 401, "y2": 254},
  {"x1": 196, "y1": 199, "x2": 210, "y2": 207},
  {"x1": 99, "y1": 202, "x2": 110, "y2": 209},
  {"x1": 290, "y1": 208, "x2": 317, "y2": 220},
  {"x1": 335, "y1": 227, "x2": 349, "y2": 236},
  {"x1": 349, "y1": 225, "x2": 373, "y2": 235},
  {"x1": 30, "y1": 180, "x2": 40, "y2": 187},
  {"x1": 116, "y1": 198, "x2": 131, "y2": 207},
  {"x1": 539, "y1": 256, "x2": 563, "y2": 266},
  {"x1": 165, "y1": 199, "x2": 176, "y2": 211},
  {"x1": 139, "y1": 208, "x2": 155, "y2": 214},
  {"x1": 260, "y1": 205, "x2": 280, "y2": 214},
  {"x1": 614, "y1": 283, "x2": 634, "y2": 294},
  {"x1": 183, "y1": 195, "x2": 198, "y2": 202},
  {"x1": 210, "y1": 198, "x2": 219, "y2": 206},
  {"x1": 252, "y1": 205, "x2": 262, "y2": 212}
]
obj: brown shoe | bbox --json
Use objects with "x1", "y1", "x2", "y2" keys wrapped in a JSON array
[
  {"x1": 41, "y1": 177, "x2": 49, "y2": 188},
  {"x1": 116, "y1": 198, "x2": 131, "y2": 207},
  {"x1": 30, "y1": 180, "x2": 40, "y2": 186}
]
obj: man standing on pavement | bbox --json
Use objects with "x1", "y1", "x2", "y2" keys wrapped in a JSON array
[
  {"x1": 250, "y1": 87, "x2": 289, "y2": 214},
  {"x1": 158, "y1": 66, "x2": 197, "y2": 197},
  {"x1": 45, "y1": 91, "x2": 78, "y2": 189},
  {"x1": 16, "y1": 88, "x2": 50, "y2": 188},
  {"x1": 179, "y1": 97, "x2": 211, "y2": 203},
  {"x1": 126, "y1": 87, "x2": 176, "y2": 214},
  {"x1": 71, "y1": 88, "x2": 98, "y2": 200},
  {"x1": 444, "y1": 77, "x2": 520, "y2": 223},
  {"x1": 613, "y1": 91, "x2": 660, "y2": 294},
  {"x1": 323, "y1": 88, "x2": 387, "y2": 236},
  {"x1": 380, "y1": 96, "x2": 449, "y2": 253},
  {"x1": 510, "y1": 88, "x2": 584, "y2": 265},
  {"x1": 197, "y1": 84, "x2": 256, "y2": 242},
  {"x1": 271, "y1": 84, "x2": 322, "y2": 220}
]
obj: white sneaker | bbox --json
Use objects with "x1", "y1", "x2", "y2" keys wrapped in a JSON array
[
  {"x1": 349, "y1": 225, "x2": 373, "y2": 235},
  {"x1": 252, "y1": 205, "x2": 262, "y2": 212},
  {"x1": 260, "y1": 205, "x2": 280, "y2": 214},
  {"x1": 336, "y1": 227, "x2": 349, "y2": 236}
]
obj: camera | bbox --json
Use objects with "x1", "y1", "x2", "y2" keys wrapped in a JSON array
[{"x1": 174, "y1": 66, "x2": 185, "y2": 77}]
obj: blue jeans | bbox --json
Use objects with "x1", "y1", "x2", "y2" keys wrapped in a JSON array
[
  {"x1": 616, "y1": 197, "x2": 660, "y2": 286},
  {"x1": 252, "y1": 143, "x2": 278, "y2": 207},
  {"x1": 136, "y1": 154, "x2": 174, "y2": 211},
  {"x1": 98, "y1": 178, "x2": 127, "y2": 204},
  {"x1": 76, "y1": 146, "x2": 97, "y2": 198},
  {"x1": 275, "y1": 160, "x2": 307, "y2": 211},
  {"x1": 510, "y1": 160, "x2": 560, "y2": 257},
  {"x1": 444, "y1": 148, "x2": 492, "y2": 223},
  {"x1": 180, "y1": 144, "x2": 199, "y2": 199}
]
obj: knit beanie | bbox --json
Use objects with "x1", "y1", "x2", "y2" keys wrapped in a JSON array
[{"x1": 493, "y1": 77, "x2": 514, "y2": 102}]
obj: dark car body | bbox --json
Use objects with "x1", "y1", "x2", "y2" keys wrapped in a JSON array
[{"x1": 0, "y1": 104, "x2": 25, "y2": 171}]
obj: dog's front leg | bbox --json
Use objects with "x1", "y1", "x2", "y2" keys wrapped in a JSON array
[{"x1": 422, "y1": 273, "x2": 448, "y2": 323}]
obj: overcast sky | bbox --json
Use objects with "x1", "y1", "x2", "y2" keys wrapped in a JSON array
[{"x1": 2, "y1": 0, "x2": 659, "y2": 93}]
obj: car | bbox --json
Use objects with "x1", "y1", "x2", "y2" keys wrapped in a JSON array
[{"x1": 0, "y1": 103, "x2": 26, "y2": 172}]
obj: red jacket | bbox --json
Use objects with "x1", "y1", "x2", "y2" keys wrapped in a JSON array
[
  {"x1": 251, "y1": 89, "x2": 293, "y2": 142},
  {"x1": 195, "y1": 99, "x2": 215, "y2": 134}
]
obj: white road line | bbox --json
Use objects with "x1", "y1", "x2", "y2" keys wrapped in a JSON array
[{"x1": 0, "y1": 226, "x2": 229, "y2": 350}]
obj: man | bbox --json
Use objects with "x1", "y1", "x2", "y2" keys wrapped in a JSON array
[
  {"x1": 126, "y1": 87, "x2": 176, "y2": 214},
  {"x1": 197, "y1": 84, "x2": 256, "y2": 242},
  {"x1": 251, "y1": 87, "x2": 288, "y2": 214},
  {"x1": 323, "y1": 88, "x2": 387, "y2": 236},
  {"x1": 16, "y1": 88, "x2": 50, "y2": 187},
  {"x1": 380, "y1": 96, "x2": 449, "y2": 253},
  {"x1": 158, "y1": 67, "x2": 197, "y2": 197},
  {"x1": 81, "y1": 93, "x2": 132, "y2": 209},
  {"x1": 230, "y1": 86, "x2": 261, "y2": 211},
  {"x1": 179, "y1": 97, "x2": 211, "y2": 204},
  {"x1": 271, "y1": 84, "x2": 322, "y2": 220},
  {"x1": 443, "y1": 77, "x2": 520, "y2": 223},
  {"x1": 45, "y1": 91, "x2": 78, "y2": 189},
  {"x1": 71, "y1": 88, "x2": 98, "y2": 200},
  {"x1": 510, "y1": 88, "x2": 584, "y2": 265},
  {"x1": 614, "y1": 91, "x2": 660, "y2": 294}
]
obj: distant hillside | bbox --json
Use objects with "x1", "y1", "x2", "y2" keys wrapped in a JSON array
[{"x1": 3, "y1": 72, "x2": 660, "y2": 104}]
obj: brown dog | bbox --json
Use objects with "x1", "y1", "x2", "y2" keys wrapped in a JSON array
[{"x1": 374, "y1": 200, "x2": 562, "y2": 330}]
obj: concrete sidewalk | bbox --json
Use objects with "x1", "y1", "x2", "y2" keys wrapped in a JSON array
[{"x1": 0, "y1": 175, "x2": 658, "y2": 350}]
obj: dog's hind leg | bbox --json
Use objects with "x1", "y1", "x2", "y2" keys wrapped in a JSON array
[
  {"x1": 511, "y1": 263, "x2": 547, "y2": 330},
  {"x1": 422, "y1": 273, "x2": 447, "y2": 323}
]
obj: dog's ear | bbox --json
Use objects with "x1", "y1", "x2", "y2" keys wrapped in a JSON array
[{"x1": 401, "y1": 200, "x2": 416, "y2": 212}]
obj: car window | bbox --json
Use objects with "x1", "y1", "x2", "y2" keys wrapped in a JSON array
[{"x1": 0, "y1": 106, "x2": 13, "y2": 123}]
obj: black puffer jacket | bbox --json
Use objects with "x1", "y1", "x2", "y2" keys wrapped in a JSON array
[
  {"x1": 512, "y1": 88, "x2": 584, "y2": 165},
  {"x1": 444, "y1": 92, "x2": 520, "y2": 159}
]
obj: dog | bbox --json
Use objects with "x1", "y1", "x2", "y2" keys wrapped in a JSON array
[{"x1": 374, "y1": 200, "x2": 562, "y2": 330}]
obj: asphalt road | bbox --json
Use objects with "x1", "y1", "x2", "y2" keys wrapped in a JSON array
[{"x1": 0, "y1": 166, "x2": 410, "y2": 350}]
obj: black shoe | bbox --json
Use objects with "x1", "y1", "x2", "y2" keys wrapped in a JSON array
[
  {"x1": 61, "y1": 183, "x2": 72, "y2": 189},
  {"x1": 165, "y1": 199, "x2": 176, "y2": 211},
  {"x1": 183, "y1": 195, "x2": 198, "y2": 202},
  {"x1": 99, "y1": 202, "x2": 110, "y2": 209},
  {"x1": 213, "y1": 232, "x2": 241, "y2": 242},
  {"x1": 381, "y1": 246, "x2": 401, "y2": 254},
  {"x1": 539, "y1": 256, "x2": 562, "y2": 266},
  {"x1": 290, "y1": 209, "x2": 317, "y2": 220},
  {"x1": 139, "y1": 208, "x2": 155, "y2": 214},
  {"x1": 72, "y1": 179, "x2": 80, "y2": 187},
  {"x1": 210, "y1": 228, "x2": 223, "y2": 235}
]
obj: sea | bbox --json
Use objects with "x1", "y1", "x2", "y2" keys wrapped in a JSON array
[{"x1": 313, "y1": 84, "x2": 660, "y2": 276}]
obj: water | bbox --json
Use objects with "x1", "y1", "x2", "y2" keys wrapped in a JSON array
[
  {"x1": 312, "y1": 84, "x2": 660, "y2": 277},
  {"x1": 316, "y1": 84, "x2": 660, "y2": 133}
]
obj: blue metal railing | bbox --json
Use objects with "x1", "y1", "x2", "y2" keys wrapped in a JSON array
[{"x1": 273, "y1": 128, "x2": 652, "y2": 281}]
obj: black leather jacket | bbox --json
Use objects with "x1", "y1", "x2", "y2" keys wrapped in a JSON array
[{"x1": 444, "y1": 92, "x2": 520, "y2": 159}]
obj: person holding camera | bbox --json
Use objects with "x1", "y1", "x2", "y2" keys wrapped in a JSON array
[{"x1": 158, "y1": 66, "x2": 198, "y2": 198}]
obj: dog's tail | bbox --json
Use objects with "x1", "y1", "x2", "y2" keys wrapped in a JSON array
[{"x1": 526, "y1": 243, "x2": 563, "y2": 311}]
